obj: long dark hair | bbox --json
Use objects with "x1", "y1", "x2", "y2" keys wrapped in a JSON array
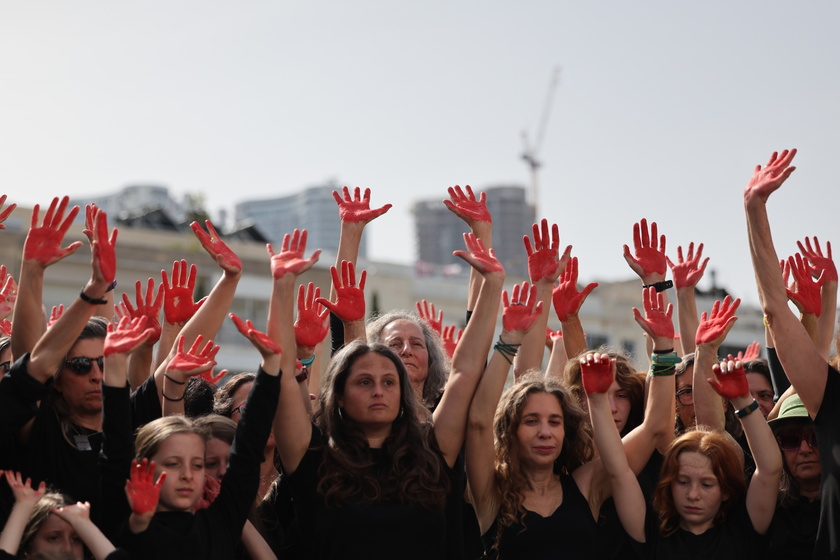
[{"x1": 313, "y1": 340, "x2": 449, "y2": 510}]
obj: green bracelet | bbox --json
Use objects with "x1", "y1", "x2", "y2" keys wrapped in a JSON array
[
  {"x1": 651, "y1": 352, "x2": 681, "y2": 365},
  {"x1": 650, "y1": 365, "x2": 676, "y2": 377}
]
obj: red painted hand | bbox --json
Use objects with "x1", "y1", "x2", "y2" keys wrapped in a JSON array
[
  {"x1": 230, "y1": 313, "x2": 282, "y2": 357},
  {"x1": 502, "y1": 281, "x2": 543, "y2": 333},
  {"x1": 125, "y1": 459, "x2": 166, "y2": 515},
  {"x1": 167, "y1": 335, "x2": 218, "y2": 377},
  {"x1": 191, "y1": 220, "x2": 242, "y2": 275},
  {"x1": 47, "y1": 304, "x2": 64, "y2": 329},
  {"x1": 416, "y1": 299, "x2": 443, "y2": 335},
  {"x1": 442, "y1": 185, "x2": 491, "y2": 225},
  {"x1": 552, "y1": 256, "x2": 597, "y2": 322},
  {"x1": 524, "y1": 219, "x2": 570, "y2": 283},
  {"x1": 267, "y1": 229, "x2": 321, "y2": 279},
  {"x1": 744, "y1": 149, "x2": 797, "y2": 204},
  {"x1": 121, "y1": 278, "x2": 163, "y2": 344},
  {"x1": 3, "y1": 470, "x2": 46, "y2": 506},
  {"x1": 104, "y1": 316, "x2": 156, "y2": 357},
  {"x1": 0, "y1": 272, "x2": 18, "y2": 321},
  {"x1": 23, "y1": 196, "x2": 82, "y2": 267},
  {"x1": 294, "y1": 282, "x2": 329, "y2": 349},
  {"x1": 0, "y1": 195, "x2": 16, "y2": 229},
  {"x1": 797, "y1": 236, "x2": 837, "y2": 282},
  {"x1": 623, "y1": 218, "x2": 667, "y2": 278},
  {"x1": 0, "y1": 319, "x2": 11, "y2": 337},
  {"x1": 580, "y1": 352, "x2": 615, "y2": 395},
  {"x1": 161, "y1": 260, "x2": 201, "y2": 324},
  {"x1": 315, "y1": 261, "x2": 366, "y2": 322},
  {"x1": 784, "y1": 253, "x2": 824, "y2": 315},
  {"x1": 695, "y1": 295, "x2": 741, "y2": 346},
  {"x1": 453, "y1": 232, "x2": 504, "y2": 275},
  {"x1": 667, "y1": 242, "x2": 709, "y2": 289},
  {"x1": 632, "y1": 286, "x2": 675, "y2": 339},
  {"x1": 708, "y1": 359, "x2": 750, "y2": 401},
  {"x1": 91, "y1": 208, "x2": 118, "y2": 284},
  {"x1": 442, "y1": 324, "x2": 463, "y2": 358},
  {"x1": 194, "y1": 474, "x2": 221, "y2": 510},
  {"x1": 736, "y1": 341, "x2": 760, "y2": 362},
  {"x1": 332, "y1": 186, "x2": 392, "y2": 223}
]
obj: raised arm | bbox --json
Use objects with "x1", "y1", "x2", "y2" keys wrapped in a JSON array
[
  {"x1": 443, "y1": 185, "x2": 493, "y2": 312},
  {"x1": 708, "y1": 360, "x2": 782, "y2": 534},
  {"x1": 294, "y1": 282, "x2": 330, "y2": 398},
  {"x1": 433, "y1": 233, "x2": 505, "y2": 466},
  {"x1": 269, "y1": 230, "x2": 320, "y2": 475},
  {"x1": 582, "y1": 353, "x2": 647, "y2": 543},
  {"x1": 623, "y1": 218, "x2": 672, "y2": 315},
  {"x1": 743, "y1": 149, "x2": 827, "y2": 418},
  {"x1": 466, "y1": 281, "x2": 542, "y2": 533},
  {"x1": 119, "y1": 278, "x2": 163, "y2": 391},
  {"x1": 513, "y1": 219, "x2": 570, "y2": 378},
  {"x1": 667, "y1": 242, "x2": 708, "y2": 355},
  {"x1": 693, "y1": 296, "x2": 740, "y2": 431},
  {"x1": 12, "y1": 196, "x2": 83, "y2": 359},
  {"x1": 0, "y1": 471, "x2": 45, "y2": 556},
  {"x1": 315, "y1": 260, "x2": 366, "y2": 346},
  {"x1": 552, "y1": 256, "x2": 597, "y2": 360}
]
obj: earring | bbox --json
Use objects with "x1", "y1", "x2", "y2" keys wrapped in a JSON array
[
  {"x1": 398, "y1": 406, "x2": 404, "y2": 419},
  {"x1": 338, "y1": 408, "x2": 346, "y2": 421}
]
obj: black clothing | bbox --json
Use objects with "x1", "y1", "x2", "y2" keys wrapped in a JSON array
[
  {"x1": 813, "y1": 366, "x2": 840, "y2": 558},
  {"x1": 768, "y1": 495, "x2": 820, "y2": 560}
]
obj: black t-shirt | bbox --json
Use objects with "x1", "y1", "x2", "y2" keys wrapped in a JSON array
[
  {"x1": 813, "y1": 365, "x2": 840, "y2": 558},
  {"x1": 632, "y1": 502, "x2": 768, "y2": 559},
  {"x1": 484, "y1": 473, "x2": 596, "y2": 560},
  {"x1": 286, "y1": 426, "x2": 450, "y2": 560},
  {"x1": 768, "y1": 495, "x2": 819, "y2": 560}
]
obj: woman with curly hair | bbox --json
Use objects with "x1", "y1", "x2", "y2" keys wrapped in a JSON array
[{"x1": 273, "y1": 231, "x2": 503, "y2": 559}]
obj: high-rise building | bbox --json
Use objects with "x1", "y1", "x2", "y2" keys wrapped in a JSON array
[
  {"x1": 69, "y1": 185, "x2": 186, "y2": 224},
  {"x1": 234, "y1": 184, "x2": 357, "y2": 257},
  {"x1": 413, "y1": 185, "x2": 534, "y2": 275}
]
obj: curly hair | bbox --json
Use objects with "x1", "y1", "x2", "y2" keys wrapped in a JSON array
[
  {"x1": 366, "y1": 311, "x2": 449, "y2": 407},
  {"x1": 313, "y1": 340, "x2": 450, "y2": 511},
  {"x1": 564, "y1": 346, "x2": 645, "y2": 435},
  {"x1": 492, "y1": 373, "x2": 593, "y2": 549},
  {"x1": 653, "y1": 428, "x2": 745, "y2": 536}
]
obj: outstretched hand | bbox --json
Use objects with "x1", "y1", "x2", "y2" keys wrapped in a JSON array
[
  {"x1": 442, "y1": 324, "x2": 463, "y2": 358},
  {"x1": 695, "y1": 295, "x2": 741, "y2": 346},
  {"x1": 294, "y1": 282, "x2": 329, "y2": 349},
  {"x1": 90, "y1": 207, "x2": 118, "y2": 285},
  {"x1": 332, "y1": 186, "x2": 392, "y2": 224},
  {"x1": 783, "y1": 253, "x2": 825, "y2": 316},
  {"x1": 191, "y1": 220, "x2": 242, "y2": 275},
  {"x1": 708, "y1": 359, "x2": 750, "y2": 401},
  {"x1": 667, "y1": 242, "x2": 709, "y2": 289},
  {"x1": 623, "y1": 218, "x2": 667, "y2": 279},
  {"x1": 121, "y1": 278, "x2": 163, "y2": 344},
  {"x1": 315, "y1": 261, "x2": 367, "y2": 322},
  {"x1": 3, "y1": 470, "x2": 46, "y2": 506},
  {"x1": 125, "y1": 459, "x2": 166, "y2": 515},
  {"x1": 0, "y1": 194, "x2": 16, "y2": 229},
  {"x1": 416, "y1": 299, "x2": 443, "y2": 334},
  {"x1": 267, "y1": 229, "x2": 321, "y2": 279},
  {"x1": 161, "y1": 260, "x2": 202, "y2": 324},
  {"x1": 442, "y1": 185, "x2": 491, "y2": 226},
  {"x1": 104, "y1": 316, "x2": 156, "y2": 357},
  {"x1": 0, "y1": 271, "x2": 17, "y2": 321},
  {"x1": 632, "y1": 286, "x2": 674, "y2": 342},
  {"x1": 524, "y1": 219, "x2": 570, "y2": 283},
  {"x1": 796, "y1": 236, "x2": 837, "y2": 283},
  {"x1": 23, "y1": 196, "x2": 82, "y2": 267},
  {"x1": 580, "y1": 352, "x2": 616, "y2": 395},
  {"x1": 502, "y1": 282, "x2": 543, "y2": 334},
  {"x1": 230, "y1": 313, "x2": 282, "y2": 357},
  {"x1": 736, "y1": 341, "x2": 761, "y2": 362},
  {"x1": 552, "y1": 256, "x2": 597, "y2": 322},
  {"x1": 167, "y1": 335, "x2": 218, "y2": 377},
  {"x1": 453, "y1": 232, "x2": 504, "y2": 276},
  {"x1": 744, "y1": 149, "x2": 797, "y2": 204},
  {"x1": 47, "y1": 304, "x2": 64, "y2": 329}
]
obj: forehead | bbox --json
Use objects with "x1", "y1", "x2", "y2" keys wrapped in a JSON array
[
  {"x1": 522, "y1": 392, "x2": 564, "y2": 416},
  {"x1": 38, "y1": 513, "x2": 75, "y2": 534},
  {"x1": 232, "y1": 382, "x2": 254, "y2": 404},
  {"x1": 381, "y1": 319, "x2": 425, "y2": 340},
  {"x1": 676, "y1": 451, "x2": 714, "y2": 476},
  {"x1": 154, "y1": 432, "x2": 206, "y2": 459},
  {"x1": 676, "y1": 376, "x2": 692, "y2": 392},
  {"x1": 746, "y1": 372, "x2": 772, "y2": 391},
  {"x1": 348, "y1": 352, "x2": 400, "y2": 378},
  {"x1": 206, "y1": 437, "x2": 231, "y2": 456},
  {"x1": 67, "y1": 337, "x2": 104, "y2": 359}
]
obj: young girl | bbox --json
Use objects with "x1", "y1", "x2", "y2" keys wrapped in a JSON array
[{"x1": 585, "y1": 354, "x2": 782, "y2": 558}]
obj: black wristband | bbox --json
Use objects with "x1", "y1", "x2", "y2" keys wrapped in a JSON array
[
  {"x1": 735, "y1": 399, "x2": 759, "y2": 418},
  {"x1": 79, "y1": 290, "x2": 107, "y2": 305},
  {"x1": 642, "y1": 280, "x2": 673, "y2": 292},
  {"x1": 163, "y1": 374, "x2": 185, "y2": 385},
  {"x1": 652, "y1": 348, "x2": 675, "y2": 355},
  {"x1": 162, "y1": 392, "x2": 185, "y2": 402}
]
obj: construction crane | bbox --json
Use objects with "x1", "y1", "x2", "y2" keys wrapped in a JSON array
[{"x1": 521, "y1": 66, "x2": 561, "y2": 216}]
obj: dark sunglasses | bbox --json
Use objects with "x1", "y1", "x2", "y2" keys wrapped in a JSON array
[
  {"x1": 64, "y1": 356, "x2": 104, "y2": 376},
  {"x1": 776, "y1": 430, "x2": 818, "y2": 452},
  {"x1": 0, "y1": 361, "x2": 10, "y2": 374}
]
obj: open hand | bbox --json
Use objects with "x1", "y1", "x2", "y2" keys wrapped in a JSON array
[
  {"x1": 708, "y1": 359, "x2": 750, "y2": 401},
  {"x1": 695, "y1": 295, "x2": 741, "y2": 346},
  {"x1": 315, "y1": 261, "x2": 366, "y2": 322},
  {"x1": 416, "y1": 299, "x2": 443, "y2": 334},
  {"x1": 125, "y1": 459, "x2": 166, "y2": 515},
  {"x1": 121, "y1": 278, "x2": 163, "y2": 343},
  {"x1": 24, "y1": 196, "x2": 82, "y2": 267},
  {"x1": 524, "y1": 219, "x2": 570, "y2": 283},
  {"x1": 552, "y1": 256, "x2": 597, "y2": 322},
  {"x1": 267, "y1": 229, "x2": 321, "y2": 279},
  {"x1": 294, "y1": 282, "x2": 329, "y2": 348},
  {"x1": 167, "y1": 335, "x2": 218, "y2": 377},
  {"x1": 580, "y1": 352, "x2": 615, "y2": 395},
  {"x1": 0, "y1": 195, "x2": 16, "y2": 229},
  {"x1": 632, "y1": 286, "x2": 674, "y2": 341},
  {"x1": 623, "y1": 218, "x2": 667, "y2": 279},
  {"x1": 161, "y1": 260, "x2": 202, "y2": 324},
  {"x1": 191, "y1": 220, "x2": 242, "y2": 275},
  {"x1": 783, "y1": 253, "x2": 825, "y2": 315},
  {"x1": 453, "y1": 232, "x2": 504, "y2": 275},
  {"x1": 502, "y1": 281, "x2": 543, "y2": 333},
  {"x1": 3, "y1": 470, "x2": 46, "y2": 507},
  {"x1": 667, "y1": 242, "x2": 709, "y2": 289},
  {"x1": 231, "y1": 313, "x2": 281, "y2": 357},
  {"x1": 332, "y1": 186, "x2": 392, "y2": 223},
  {"x1": 443, "y1": 185, "x2": 491, "y2": 226},
  {"x1": 744, "y1": 149, "x2": 797, "y2": 204},
  {"x1": 0, "y1": 272, "x2": 18, "y2": 321},
  {"x1": 442, "y1": 324, "x2": 462, "y2": 358},
  {"x1": 104, "y1": 316, "x2": 156, "y2": 357}
]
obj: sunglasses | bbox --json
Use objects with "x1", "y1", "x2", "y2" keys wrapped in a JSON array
[
  {"x1": 64, "y1": 356, "x2": 104, "y2": 376},
  {"x1": 776, "y1": 430, "x2": 818, "y2": 452}
]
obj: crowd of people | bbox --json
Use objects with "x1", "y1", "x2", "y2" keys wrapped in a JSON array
[{"x1": 0, "y1": 149, "x2": 836, "y2": 559}]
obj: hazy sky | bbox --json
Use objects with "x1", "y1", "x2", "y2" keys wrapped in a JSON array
[{"x1": 1, "y1": 1, "x2": 838, "y2": 306}]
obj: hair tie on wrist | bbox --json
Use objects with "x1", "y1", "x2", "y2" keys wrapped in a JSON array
[
  {"x1": 163, "y1": 374, "x2": 186, "y2": 385},
  {"x1": 105, "y1": 280, "x2": 118, "y2": 293},
  {"x1": 299, "y1": 355, "x2": 316, "y2": 367},
  {"x1": 494, "y1": 335, "x2": 520, "y2": 365},
  {"x1": 79, "y1": 290, "x2": 107, "y2": 306},
  {"x1": 162, "y1": 392, "x2": 185, "y2": 402}
]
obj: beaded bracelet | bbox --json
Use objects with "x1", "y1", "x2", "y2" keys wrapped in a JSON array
[{"x1": 494, "y1": 335, "x2": 521, "y2": 365}]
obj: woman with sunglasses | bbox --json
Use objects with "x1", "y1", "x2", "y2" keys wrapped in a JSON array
[{"x1": 766, "y1": 393, "x2": 821, "y2": 560}]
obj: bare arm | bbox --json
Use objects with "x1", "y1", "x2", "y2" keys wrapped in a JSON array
[
  {"x1": 553, "y1": 256, "x2": 597, "y2": 361},
  {"x1": 667, "y1": 242, "x2": 708, "y2": 356},
  {"x1": 693, "y1": 296, "x2": 741, "y2": 431}
]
